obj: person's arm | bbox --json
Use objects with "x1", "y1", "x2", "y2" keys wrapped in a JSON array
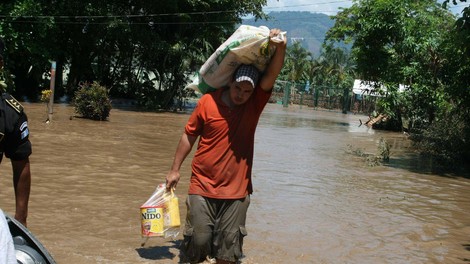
[
  {"x1": 11, "y1": 158, "x2": 31, "y2": 227},
  {"x1": 259, "y1": 28, "x2": 287, "y2": 92},
  {"x1": 165, "y1": 133, "x2": 198, "y2": 191}
]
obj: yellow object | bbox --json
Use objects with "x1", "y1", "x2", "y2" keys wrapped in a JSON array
[
  {"x1": 40, "y1": 89, "x2": 52, "y2": 103},
  {"x1": 140, "y1": 206, "x2": 164, "y2": 237},
  {"x1": 164, "y1": 192, "x2": 181, "y2": 227}
]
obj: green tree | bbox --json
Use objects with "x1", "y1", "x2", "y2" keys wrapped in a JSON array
[
  {"x1": 442, "y1": 0, "x2": 470, "y2": 111},
  {"x1": 326, "y1": 0, "x2": 470, "y2": 166},
  {"x1": 0, "y1": 0, "x2": 55, "y2": 99},
  {"x1": 419, "y1": 0, "x2": 470, "y2": 165},
  {"x1": 304, "y1": 45, "x2": 355, "y2": 110},
  {"x1": 280, "y1": 41, "x2": 312, "y2": 100},
  {"x1": 321, "y1": 45, "x2": 355, "y2": 113},
  {"x1": 283, "y1": 41, "x2": 312, "y2": 85},
  {"x1": 326, "y1": 0, "x2": 455, "y2": 124},
  {"x1": 0, "y1": 0, "x2": 269, "y2": 107}
]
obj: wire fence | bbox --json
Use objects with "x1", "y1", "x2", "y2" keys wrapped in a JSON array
[{"x1": 271, "y1": 81, "x2": 378, "y2": 115}]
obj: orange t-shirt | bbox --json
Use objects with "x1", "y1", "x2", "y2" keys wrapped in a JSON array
[{"x1": 185, "y1": 86, "x2": 272, "y2": 199}]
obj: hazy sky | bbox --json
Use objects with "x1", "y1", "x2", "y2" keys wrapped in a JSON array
[
  {"x1": 263, "y1": 0, "x2": 352, "y2": 15},
  {"x1": 263, "y1": 0, "x2": 468, "y2": 15}
]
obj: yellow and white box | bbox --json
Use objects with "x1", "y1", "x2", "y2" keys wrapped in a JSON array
[{"x1": 164, "y1": 195, "x2": 181, "y2": 228}]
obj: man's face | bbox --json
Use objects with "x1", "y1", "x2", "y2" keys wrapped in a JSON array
[{"x1": 229, "y1": 81, "x2": 254, "y2": 105}]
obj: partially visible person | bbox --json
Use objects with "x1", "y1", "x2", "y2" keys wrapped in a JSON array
[
  {"x1": 0, "y1": 53, "x2": 6, "y2": 91},
  {"x1": 0, "y1": 209, "x2": 16, "y2": 264},
  {"x1": 0, "y1": 53, "x2": 32, "y2": 227},
  {"x1": 165, "y1": 28, "x2": 287, "y2": 264}
]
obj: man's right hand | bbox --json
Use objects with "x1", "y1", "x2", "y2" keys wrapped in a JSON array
[{"x1": 166, "y1": 170, "x2": 180, "y2": 192}]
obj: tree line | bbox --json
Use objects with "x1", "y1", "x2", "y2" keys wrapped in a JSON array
[
  {"x1": 279, "y1": 0, "x2": 470, "y2": 168},
  {"x1": 0, "y1": 0, "x2": 268, "y2": 108}
]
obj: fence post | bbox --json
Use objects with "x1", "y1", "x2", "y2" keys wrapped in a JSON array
[{"x1": 283, "y1": 82, "x2": 291, "y2": 108}]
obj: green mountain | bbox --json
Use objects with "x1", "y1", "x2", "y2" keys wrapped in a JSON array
[{"x1": 242, "y1": 11, "x2": 335, "y2": 56}]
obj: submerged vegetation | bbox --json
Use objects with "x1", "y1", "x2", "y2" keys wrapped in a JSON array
[
  {"x1": 73, "y1": 82, "x2": 112, "y2": 121},
  {"x1": 346, "y1": 138, "x2": 391, "y2": 167}
]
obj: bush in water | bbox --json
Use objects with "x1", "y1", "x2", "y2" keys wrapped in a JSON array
[{"x1": 73, "y1": 82, "x2": 112, "y2": 121}]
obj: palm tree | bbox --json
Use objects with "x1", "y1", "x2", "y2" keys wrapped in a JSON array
[
  {"x1": 323, "y1": 46, "x2": 355, "y2": 112},
  {"x1": 323, "y1": 46, "x2": 355, "y2": 88},
  {"x1": 284, "y1": 41, "x2": 312, "y2": 90},
  {"x1": 306, "y1": 45, "x2": 355, "y2": 111}
]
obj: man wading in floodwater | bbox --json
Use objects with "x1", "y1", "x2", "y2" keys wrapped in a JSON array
[{"x1": 164, "y1": 28, "x2": 287, "y2": 264}]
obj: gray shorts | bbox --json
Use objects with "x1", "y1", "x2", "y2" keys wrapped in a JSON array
[{"x1": 181, "y1": 194, "x2": 250, "y2": 263}]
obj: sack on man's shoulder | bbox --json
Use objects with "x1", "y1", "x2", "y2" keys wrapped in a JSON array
[{"x1": 187, "y1": 25, "x2": 285, "y2": 94}]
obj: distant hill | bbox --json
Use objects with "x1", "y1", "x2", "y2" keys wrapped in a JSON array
[{"x1": 242, "y1": 11, "x2": 335, "y2": 56}]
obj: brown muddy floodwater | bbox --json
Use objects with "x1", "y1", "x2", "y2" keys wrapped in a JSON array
[{"x1": 1, "y1": 102, "x2": 470, "y2": 264}]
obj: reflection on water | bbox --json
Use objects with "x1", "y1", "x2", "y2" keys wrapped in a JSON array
[{"x1": 0, "y1": 103, "x2": 469, "y2": 264}]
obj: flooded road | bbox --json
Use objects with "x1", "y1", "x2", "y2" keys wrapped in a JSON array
[{"x1": 1, "y1": 102, "x2": 470, "y2": 264}]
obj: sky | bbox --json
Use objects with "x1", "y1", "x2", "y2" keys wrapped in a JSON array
[
  {"x1": 263, "y1": 0, "x2": 352, "y2": 15},
  {"x1": 262, "y1": 0, "x2": 468, "y2": 16}
]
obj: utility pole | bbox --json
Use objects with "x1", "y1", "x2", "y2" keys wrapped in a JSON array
[{"x1": 47, "y1": 61, "x2": 56, "y2": 123}]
